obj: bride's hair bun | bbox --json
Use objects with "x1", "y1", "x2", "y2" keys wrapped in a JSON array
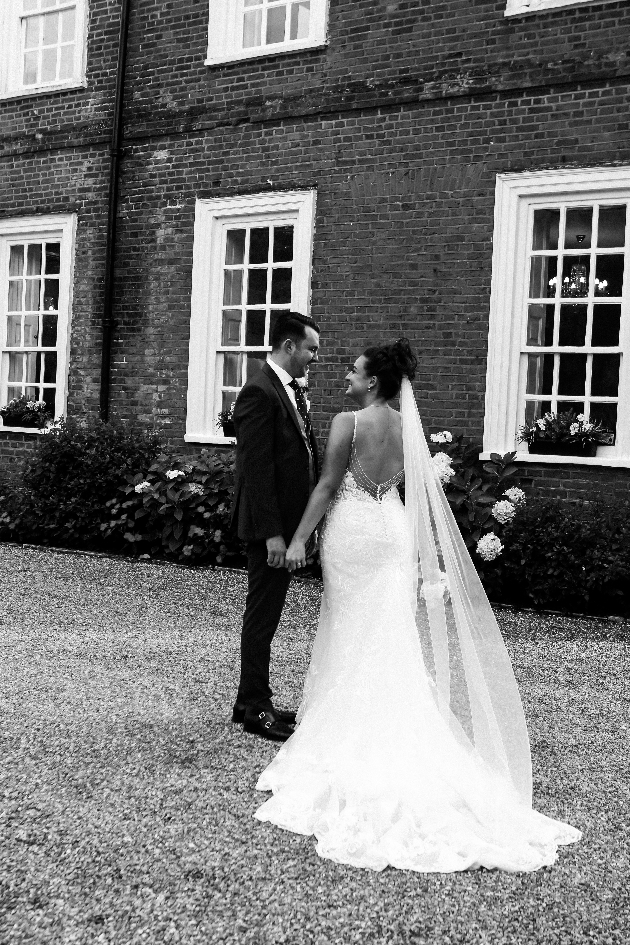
[{"x1": 363, "y1": 337, "x2": 417, "y2": 399}]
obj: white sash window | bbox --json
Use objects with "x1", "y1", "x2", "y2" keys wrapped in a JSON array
[
  {"x1": 0, "y1": 215, "x2": 75, "y2": 432},
  {"x1": 207, "y1": 0, "x2": 328, "y2": 66},
  {"x1": 0, "y1": 0, "x2": 88, "y2": 99},
  {"x1": 484, "y1": 167, "x2": 630, "y2": 467},
  {"x1": 186, "y1": 191, "x2": 316, "y2": 443},
  {"x1": 505, "y1": 0, "x2": 619, "y2": 16}
]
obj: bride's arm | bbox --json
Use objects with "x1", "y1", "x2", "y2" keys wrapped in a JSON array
[{"x1": 285, "y1": 412, "x2": 354, "y2": 571}]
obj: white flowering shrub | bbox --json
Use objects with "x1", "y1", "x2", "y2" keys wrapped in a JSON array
[
  {"x1": 476, "y1": 533, "x2": 503, "y2": 562},
  {"x1": 491, "y1": 500, "x2": 516, "y2": 525},
  {"x1": 430, "y1": 431, "x2": 453, "y2": 444},
  {"x1": 503, "y1": 486, "x2": 526, "y2": 508}
]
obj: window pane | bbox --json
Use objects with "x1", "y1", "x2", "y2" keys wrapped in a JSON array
[
  {"x1": 269, "y1": 308, "x2": 284, "y2": 345},
  {"x1": 25, "y1": 280, "x2": 41, "y2": 311},
  {"x1": 524, "y1": 400, "x2": 552, "y2": 425},
  {"x1": 42, "y1": 11, "x2": 59, "y2": 45},
  {"x1": 59, "y1": 44, "x2": 74, "y2": 80},
  {"x1": 532, "y1": 209, "x2": 559, "y2": 251},
  {"x1": 23, "y1": 315, "x2": 40, "y2": 346},
  {"x1": 223, "y1": 270, "x2": 243, "y2": 306},
  {"x1": 25, "y1": 386, "x2": 39, "y2": 402},
  {"x1": 558, "y1": 305, "x2": 587, "y2": 347},
  {"x1": 221, "y1": 390, "x2": 237, "y2": 415},
  {"x1": 23, "y1": 51, "x2": 39, "y2": 85},
  {"x1": 564, "y1": 207, "x2": 592, "y2": 250},
  {"x1": 7, "y1": 316, "x2": 21, "y2": 347},
  {"x1": 225, "y1": 230, "x2": 245, "y2": 265},
  {"x1": 595, "y1": 255, "x2": 624, "y2": 297},
  {"x1": 41, "y1": 312, "x2": 58, "y2": 347},
  {"x1": 222, "y1": 353, "x2": 242, "y2": 387},
  {"x1": 45, "y1": 243, "x2": 60, "y2": 274},
  {"x1": 221, "y1": 309, "x2": 242, "y2": 346},
  {"x1": 271, "y1": 267, "x2": 292, "y2": 304},
  {"x1": 243, "y1": 9, "x2": 262, "y2": 47},
  {"x1": 591, "y1": 354, "x2": 620, "y2": 397},
  {"x1": 557, "y1": 354, "x2": 586, "y2": 395},
  {"x1": 557, "y1": 402, "x2": 584, "y2": 417},
  {"x1": 526, "y1": 304, "x2": 554, "y2": 346},
  {"x1": 290, "y1": 1, "x2": 310, "y2": 40},
  {"x1": 42, "y1": 387, "x2": 56, "y2": 415},
  {"x1": 25, "y1": 352, "x2": 39, "y2": 383},
  {"x1": 245, "y1": 309, "x2": 266, "y2": 346},
  {"x1": 247, "y1": 269, "x2": 267, "y2": 304},
  {"x1": 43, "y1": 351, "x2": 57, "y2": 384},
  {"x1": 266, "y1": 4, "x2": 287, "y2": 43},
  {"x1": 41, "y1": 46, "x2": 57, "y2": 82},
  {"x1": 8, "y1": 354, "x2": 23, "y2": 383},
  {"x1": 27, "y1": 244, "x2": 42, "y2": 275},
  {"x1": 526, "y1": 354, "x2": 554, "y2": 395},
  {"x1": 249, "y1": 227, "x2": 269, "y2": 264},
  {"x1": 7, "y1": 387, "x2": 23, "y2": 403},
  {"x1": 61, "y1": 7, "x2": 75, "y2": 41},
  {"x1": 43, "y1": 279, "x2": 59, "y2": 310},
  {"x1": 9, "y1": 245, "x2": 24, "y2": 277},
  {"x1": 591, "y1": 304, "x2": 621, "y2": 347},
  {"x1": 8, "y1": 281, "x2": 23, "y2": 311},
  {"x1": 529, "y1": 256, "x2": 557, "y2": 298},
  {"x1": 561, "y1": 255, "x2": 589, "y2": 298},
  {"x1": 24, "y1": 16, "x2": 40, "y2": 49},
  {"x1": 589, "y1": 403, "x2": 617, "y2": 441},
  {"x1": 273, "y1": 226, "x2": 293, "y2": 262},
  {"x1": 598, "y1": 206, "x2": 626, "y2": 249},
  {"x1": 246, "y1": 352, "x2": 266, "y2": 380}
]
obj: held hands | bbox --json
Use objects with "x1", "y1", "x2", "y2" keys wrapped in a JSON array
[
  {"x1": 266, "y1": 535, "x2": 287, "y2": 569},
  {"x1": 285, "y1": 539, "x2": 307, "y2": 572}
]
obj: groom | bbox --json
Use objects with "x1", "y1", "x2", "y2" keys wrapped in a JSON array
[{"x1": 231, "y1": 311, "x2": 320, "y2": 742}]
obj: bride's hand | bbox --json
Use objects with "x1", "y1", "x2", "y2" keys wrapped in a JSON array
[{"x1": 285, "y1": 539, "x2": 307, "y2": 572}]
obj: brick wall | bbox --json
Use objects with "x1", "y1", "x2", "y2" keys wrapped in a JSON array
[{"x1": 1, "y1": 0, "x2": 629, "y2": 497}]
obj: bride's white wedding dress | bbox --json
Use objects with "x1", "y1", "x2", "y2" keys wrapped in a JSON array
[{"x1": 254, "y1": 412, "x2": 581, "y2": 872}]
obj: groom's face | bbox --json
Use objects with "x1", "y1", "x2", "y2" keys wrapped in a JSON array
[{"x1": 288, "y1": 327, "x2": 320, "y2": 379}]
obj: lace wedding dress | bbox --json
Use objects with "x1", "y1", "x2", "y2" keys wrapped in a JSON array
[{"x1": 254, "y1": 410, "x2": 581, "y2": 872}]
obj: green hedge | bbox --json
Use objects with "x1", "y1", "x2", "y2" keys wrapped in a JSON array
[{"x1": 485, "y1": 497, "x2": 630, "y2": 616}]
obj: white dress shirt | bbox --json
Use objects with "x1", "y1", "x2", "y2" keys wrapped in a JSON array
[{"x1": 266, "y1": 357, "x2": 297, "y2": 410}]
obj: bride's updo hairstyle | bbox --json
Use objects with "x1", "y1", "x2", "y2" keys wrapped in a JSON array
[{"x1": 362, "y1": 338, "x2": 417, "y2": 400}]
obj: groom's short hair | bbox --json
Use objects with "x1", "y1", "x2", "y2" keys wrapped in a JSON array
[{"x1": 271, "y1": 311, "x2": 320, "y2": 350}]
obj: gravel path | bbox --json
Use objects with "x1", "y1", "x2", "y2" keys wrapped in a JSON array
[{"x1": 0, "y1": 543, "x2": 628, "y2": 945}]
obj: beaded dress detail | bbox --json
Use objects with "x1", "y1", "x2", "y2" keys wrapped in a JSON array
[{"x1": 254, "y1": 411, "x2": 581, "y2": 872}]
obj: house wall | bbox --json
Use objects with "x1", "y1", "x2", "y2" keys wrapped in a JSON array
[{"x1": 1, "y1": 0, "x2": 630, "y2": 498}]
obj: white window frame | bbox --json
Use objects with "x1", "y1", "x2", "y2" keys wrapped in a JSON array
[
  {"x1": 0, "y1": 0, "x2": 88, "y2": 101},
  {"x1": 0, "y1": 214, "x2": 76, "y2": 434},
  {"x1": 206, "y1": 0, "x2": 329, "y2": 67},
  {"x1": 505, "y1": 0, "x2": 619, "y2": 16},
  {"x1": 483, "y1": 167, "x2": 630, "y2": 468},
  {"x1": 186, "y1": 190, "x2": 316, "y2": 444}
]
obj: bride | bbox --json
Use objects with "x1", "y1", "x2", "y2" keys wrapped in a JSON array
[{"x1": 254, "y1": 339, "x2": 581, "y2": 872}]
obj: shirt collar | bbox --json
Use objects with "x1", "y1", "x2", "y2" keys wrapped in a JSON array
[{"x1": 266, "y1": 356, "x2": 294, "y2": 388}]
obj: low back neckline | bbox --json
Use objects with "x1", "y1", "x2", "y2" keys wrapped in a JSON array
[{"x1": 348, "y1": 411, "x2": 404, "y2": 501}]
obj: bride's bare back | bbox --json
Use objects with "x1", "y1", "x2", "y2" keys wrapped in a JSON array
[{"x1": 351, "y1": 405, "x2": 404, "y2": 485}]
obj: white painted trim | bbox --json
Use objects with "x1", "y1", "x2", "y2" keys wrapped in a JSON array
[
  {"x1": 184, "y1": 433, "x2": 236, "y2": 445},
  {"x1": 505, "y1": 0, "x2": 619, "y2": 15},
  {"x1": 483, "y1": 166, "x2": 630, "y2": 468},
  {"x1": 186, "y1": 190, "x2": 317, "y2": 443},
  {"x1": 480, "y1": 451, "x2": 630, "y2": 468},
  {"x1": 0, "y1": 0, "x2": 88, "y2": 100},
  {"x1": 207, "y1": 0, "x2": 328, "y2": 67},
  {"x1": 0, "y1": 213, "x2": 76, "y2": 427}
]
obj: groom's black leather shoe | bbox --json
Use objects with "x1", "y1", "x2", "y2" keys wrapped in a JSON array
[
  {"x1": 232, "y1": 703, "x2": 297, "y2": 726},
  {"x1": 243, "y1": 709, "x2": 293, "y2": 742}
]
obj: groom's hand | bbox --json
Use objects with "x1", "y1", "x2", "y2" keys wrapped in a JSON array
[{"x1": 266, "y1": 535, "x2": 287, "y2": 569}]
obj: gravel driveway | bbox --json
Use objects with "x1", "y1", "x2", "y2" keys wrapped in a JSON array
[{"x1": 0, "y1": 543, "x2": 628, "y2": 945}]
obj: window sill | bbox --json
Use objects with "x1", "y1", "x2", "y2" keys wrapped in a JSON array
[
  {"x1": 505, "y1": 0, "x2": 619, "y2": 16},
  {"x1": 480, "y1": 450, "x2": 629, "y2": 468},
  {"x1": 206, "y1": 39, "x2": 327, "y2": 67},
  {"x1": 0, "y1": 79, "x2": 87, "y2": 102},
  {"x1": 184, "y1": 433, "x2": 236, "y2": 445},
  {"x1": 0, "y1": 425, "x2": 45, "y2": 435}
]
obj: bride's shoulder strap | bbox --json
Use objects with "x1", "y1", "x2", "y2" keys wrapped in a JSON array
[{"x1": 351, "y1": 411, "x2": 358, "y2": 448}]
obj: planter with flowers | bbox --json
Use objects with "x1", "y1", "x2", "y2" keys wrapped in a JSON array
[
  {"x1": 517, "y1": 410, "x2": 613, "y2": 458},
  {"x1": 216, "y1": 404, "x2": 236, "y2": 438},
  {"x1": 0, "y1": 395, "x2": 51, "y2": 430}
]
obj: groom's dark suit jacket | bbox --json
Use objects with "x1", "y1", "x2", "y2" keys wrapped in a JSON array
[{"x1": 231, "y1": 362, "x2": 319, "y2": 544}]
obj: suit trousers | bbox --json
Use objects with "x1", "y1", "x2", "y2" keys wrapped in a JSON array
[{"x1": 237, "y1": 540, "x2": 292, "y2": 710}]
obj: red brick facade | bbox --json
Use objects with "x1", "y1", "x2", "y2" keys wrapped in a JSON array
[{"x1": 1, "y1": 0, "x2": 629, "y2": 497}]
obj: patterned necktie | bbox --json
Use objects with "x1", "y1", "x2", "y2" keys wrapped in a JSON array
[{"x1": 289, "y1": 379, "x2": 312, "y2": 438}]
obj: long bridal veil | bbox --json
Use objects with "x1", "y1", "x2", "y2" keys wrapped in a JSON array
[{"x1": 400, "y1": 377, "x2": 533, "y2": 806}]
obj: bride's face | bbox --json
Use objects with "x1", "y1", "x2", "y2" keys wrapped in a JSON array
[{"x1": 345, "y1": 356, "x2": 374, "y2": 402}]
